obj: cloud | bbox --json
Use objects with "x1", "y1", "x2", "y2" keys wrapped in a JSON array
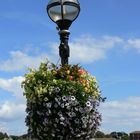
[
  {"x1": 1, "y1": 35, "x2": 140, "y2": 72},
  {"x1": 126, "y1": 38, "x2": 140, "y2": 53},
  {"x1": 50, "y1": 35, "x2": 123, "y2": 64},
  {"x1": 100, "y1": 96, "x2": 140, "y2": 133},
  {"x1": 0, "y1": 51, "x2": 48, "y2": 71},
  {"x1": 0, "y1": 76, "x2": 24, "y2": 99},
  {"x1": 0, "y1": 101, "x2": 26, "y2": 122},
  {"x1": 0, "y1": 76, "x2": 27, "y2": 134},
  {"x1": 0, "y1": 35, "x2": 123, "y2": 72},
  {"x1": 70, "y1": 35, "x2": 123, "y2": 63},
  {"x1": 0, "y1": 122, "x2": 8, "y2": 133},
  {"x1": 0, "y1": 101, "x2": 27, "y2": 135}
]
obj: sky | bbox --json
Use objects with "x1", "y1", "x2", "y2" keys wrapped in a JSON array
[{"x1": 0, "y1": 0, "x2": 140, "y2": 136}]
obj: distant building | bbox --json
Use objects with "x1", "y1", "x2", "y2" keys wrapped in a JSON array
[{"x1": 130, "y1": 131, "x2": 140, "y2": 140}]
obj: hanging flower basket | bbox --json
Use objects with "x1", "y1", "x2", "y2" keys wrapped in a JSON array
[{"x1": 22, "y1": 61, "x2": 105, "y2": 140}]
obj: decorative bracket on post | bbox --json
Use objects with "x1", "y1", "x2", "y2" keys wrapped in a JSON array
[{"x1": 59, "y1": 30, "x2": 70, "y2": 66}]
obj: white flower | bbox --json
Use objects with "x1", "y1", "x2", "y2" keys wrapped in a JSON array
[
  {"x1": 86, "y1": 101, "x2": 91, "y2": 107},
  {"x1": 62, "y1": 96, "x2": 67, "y2": 101},
  {"x1": 60, "y1": 116, "x2": 65, "y2": 121},
  {"x1": 58, "y1": 112, "x2": 62, "y2": 117},
  {"x1": 72, "y1": 112, "x2": 76, "y2": 117},
  {"x1": 81, "y1": 116, "x2": 86, "y2": 122},
  {"x1": 65, "y1": 103, "x2": 69, "y2": 106},
  {"x1": 46, "y1": 102, "x2": 52, "y2": 108},
  {"x1": 60, "y1": 103, "x2": 64, "y2": 108},
  {"x1": 68, "y1": 112, "x2": 73, "y2": 117},
  {"x1": 55, "y1": 87, "x2": 60, "y2": 93},
  {"x1": 74, "y1": 118, "x2": 79, "y2": 124},
  {"x1": 71, "y1": 96, "x2": 75, "y2": 101}
]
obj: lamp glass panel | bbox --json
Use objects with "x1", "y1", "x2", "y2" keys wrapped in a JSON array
[
  {"x1": 63, "y1": 5, "x2": 79, "y2": 21},
  {"x1": 48, "y1": 0, "x2": 60, "y2": 5},
  {"x1": 48, "y1": 5, "x2": 62, "y2": 22}
]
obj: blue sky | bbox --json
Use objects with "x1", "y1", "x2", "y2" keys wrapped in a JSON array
[{"x1": 0, "y1": 0, "x2": 140, "y2": 135}]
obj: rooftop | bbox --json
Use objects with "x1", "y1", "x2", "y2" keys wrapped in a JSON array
[{"x1": 130, "y1": 131, "x2": 140, "y2": 134}]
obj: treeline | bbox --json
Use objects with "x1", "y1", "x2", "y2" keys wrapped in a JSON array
[
  {"x1": 94, "y1": 131, "x2": 129, "y2": 140},
  {"x1": 0, "y1": 132, "x2": 28, "y2": 140},
  {"x1": 0, "y1": 132, "x2": 8, "y2": 139},
  {"x1": 0, "y1": 131, "x2": 129, "y2": 140}
]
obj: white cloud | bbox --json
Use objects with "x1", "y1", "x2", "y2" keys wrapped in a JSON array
[
  {"x1": 0, "y1": 101, "x2": 26, "y2": 122},
  {"x1": 0, "y1": 76, "x2": 27, "y2": 134},
  {"x1": 100, "y1": 96, "x2": 140, "y2": 133},
  {"x1": 126, "y1": 39, "x2": 140, "y2": 52},
  {"x1": 0, "y1": 101, "x2": 27, "y2": 135},
  {"x1": 71, "y1": 35, "x2": 123, "y2": 63},
  {"x1": 0, "y1": 35, "x2": 124, "y2": 72},
  {"x1": 0, "y1": 76, "x2": 24, "y2": 99},
  {"x1": 0, "y1": 35, "x2": 140, "y2": 72},
  {"x1": 50, "y1": 35, "x2": 123, "y2": 64},
  {"x1": 2, "y1": 35, "x2": 140, "y2": 72},
  {"x1": 0, "y1": 122, "x2": 8, "y2": 133},
  {"x1": 0, "y1": 51, "x2": 48, "y2": 71}
]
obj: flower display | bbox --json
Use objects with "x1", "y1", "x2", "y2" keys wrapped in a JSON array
[{"x1": 22, "y1": 61, "x2": 105, "y2": 140}]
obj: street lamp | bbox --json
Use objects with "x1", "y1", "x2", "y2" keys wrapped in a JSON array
[{"x1": 47, "y1": 0, "x2": 80, "y2": 66}]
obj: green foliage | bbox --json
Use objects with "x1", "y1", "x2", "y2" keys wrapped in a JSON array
[
  {"x1": 0, "y1": 132, "x2": 8, "y2": 140},
  {"x1": 94, "y1": 131, "x2": 105, "y2": 138},
  {"x1": 10, "y1": 135, "x2": 20, "y2": 140},
  {"x1": 110, "y1": 131, "x2": 129, "y2": 140},
  {"x1": 22, "y1": 62, "x2": 103, "y2": 103}
]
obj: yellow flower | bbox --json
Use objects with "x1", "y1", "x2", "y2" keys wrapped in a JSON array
[
  {"x1": 92, "y1": 76, "x2": 97, "y2": 83},
  {"x1": 66, "y1": 70, "x2": 70, "y2": 75},
  {"x1": 85, "y1": 87, "x2": 90, "y2": 93},
  {"x1": 94, "y1": 91, "x2": 99, "y2": 97},
  {"x1": 52, "y1": 70, "x2": 57, "y2": 75},
  {"x1": 44, "y1": 97, "x2": 48, "y2": 102},
  {"x1": 86, "y1": 83, "x2": 90, "y2": 88}
]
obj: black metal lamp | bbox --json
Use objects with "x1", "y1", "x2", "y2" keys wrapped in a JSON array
[{"x1": 47, "y1": 0, "x2": 80, "y2": 66}]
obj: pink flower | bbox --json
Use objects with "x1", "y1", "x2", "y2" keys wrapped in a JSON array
[
  {"x1": 78, "y1": 69, "x2": 86, "y2": 75},
  {"x1": 69, "y1": 76, "x2": 73, "y2": 81}
]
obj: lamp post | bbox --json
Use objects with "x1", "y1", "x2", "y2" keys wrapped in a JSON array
[{"x1": 47, "y1": 0, "x2": 80, "y2": 66}]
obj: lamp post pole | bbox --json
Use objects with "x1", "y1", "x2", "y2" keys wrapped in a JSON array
[{"x1": 47, "y1": 0, "x2": 80, "y2": 66}]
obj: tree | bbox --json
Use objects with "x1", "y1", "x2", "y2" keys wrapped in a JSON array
[
  {"x1": 0, "y1": 132, "x2": 8, "y2": 139},
  {"x1": 121, "y1": 132, "x2": 129, "y2": 140},
  {"x1": 94, "y1": 131, "x2": 105, "y2": 138},
  {"x1": 10, "y1": 135, "x2": 20, "y2": 140},
  {"x1": 110, "y1": 131, "x2": 129, "y2": 140}
]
